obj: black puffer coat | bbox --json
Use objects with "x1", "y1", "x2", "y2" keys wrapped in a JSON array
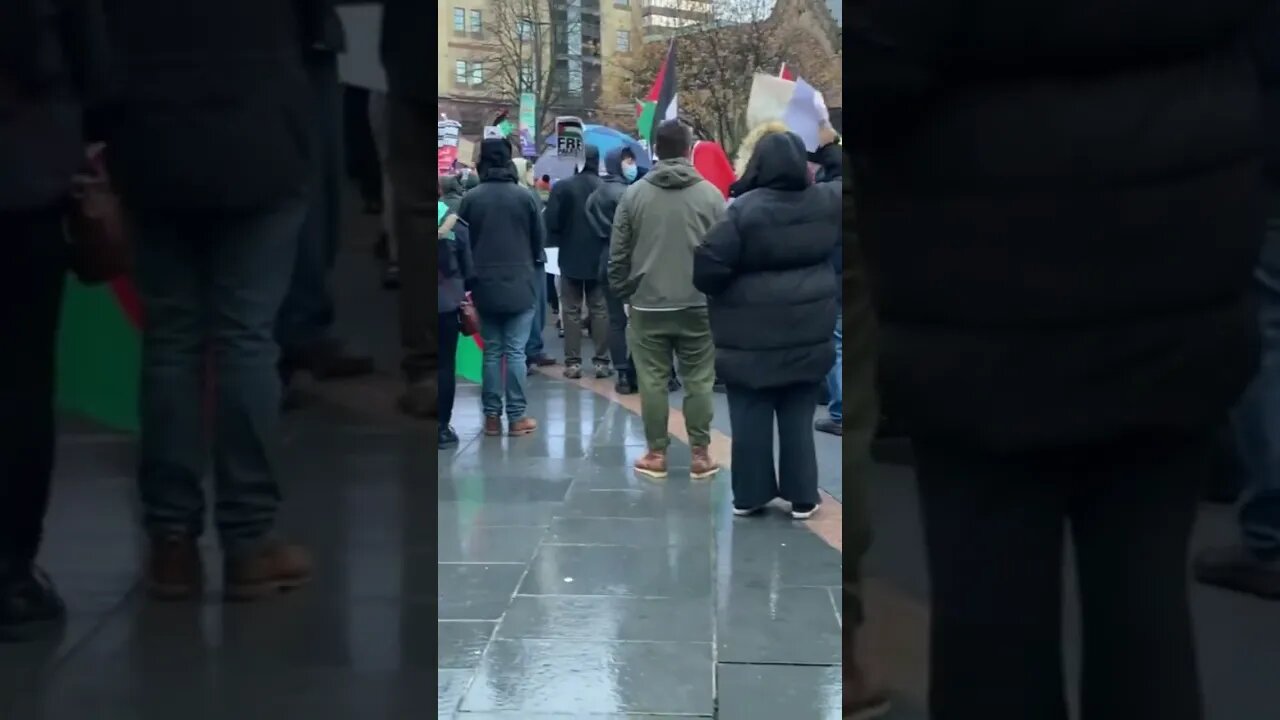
[
  {"x1": 694, "y1": 132, "x2": 840, "y2": 390},
  {"x1": 544, "y1": 145, "x2": 604, "y2": 280},
  {"x1": 851, "y1": 0, "x2": 1268, "y2": 454}
]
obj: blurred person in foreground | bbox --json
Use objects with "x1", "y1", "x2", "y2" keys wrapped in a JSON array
[
  {"x1": 850, "y1": 1, "x2": 1267, "y2": 718},
  {"x1": 458, "y1": 138, "x2": 545, "y2": 436},
  {"x1": 1194, "y1": 1, "x2": 1280, "y2": 601},
  {"x1": 106, "y1": 0, "x2": 325, "y2": 601},
  {"x1": 382, "y1": 0, "x2": 438, "y2": 419},
  {"x1": 693, "y1": 126, "x2": 841, "y2": 520},
  {"x1": 609, "y1": 120, "x2": 725, "y2": 478},
  {"x1": 276, "y1": 0, "x2": 374, "y2": 400},
  {"x1": 0, "y1": 0, "x2": 109, "y2": 640}
]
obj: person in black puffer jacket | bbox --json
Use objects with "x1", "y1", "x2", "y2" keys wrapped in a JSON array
[
  {"x1": 693, "y1": 131, "x2": 840, "y2": 519},
  {"x1": 851, "y1": 1, "x2": 1269, "y2": 717},
  {"x1": 0, "y1": 0, "x2": 109, "y2": 643}
]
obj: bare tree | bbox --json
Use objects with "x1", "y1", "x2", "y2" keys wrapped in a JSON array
[
  {"x1": 619, "y1": 0, "x2": 839, "y2": 153},
  {"x1": 478, "y1": 0, "x2": 600, "y2": 139}
]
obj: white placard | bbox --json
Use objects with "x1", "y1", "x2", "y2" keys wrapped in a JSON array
[
  {"x1": 482, "y1": 126, "x2": 504, "y2": 140},
  {"x1": 336, "y1": 4, "x2": 387, "y2": 92}
]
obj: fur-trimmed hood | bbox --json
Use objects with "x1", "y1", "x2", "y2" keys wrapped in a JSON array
[{"x1": 734, "y1": 120, "x2": 791, "y2": 178}]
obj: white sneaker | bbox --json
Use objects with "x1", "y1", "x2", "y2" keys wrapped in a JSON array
[{"x1": 790, "y1": 503, "x2": 820, "y2": 520}]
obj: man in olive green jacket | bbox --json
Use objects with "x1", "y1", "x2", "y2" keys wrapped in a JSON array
[{"x1": 608, "y1": 120, "x2": 725, "y2": 478}]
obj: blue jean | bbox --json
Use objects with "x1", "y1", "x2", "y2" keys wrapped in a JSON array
[
  {"x1": 135, "y1": 200, "x2": 305, "y2": 554},
  {"x1": 277, "y1": 54, "x2": 342, "y2": 351},
  {"x1": 481, "y1": 309, "x2": 535, "y2": 420},
  {"x1": 1233, "y1": 224, "x2": 1280, "y2": 561},
  {"x1": 526, "y1": 266, "x2": 548, "y2": 359},
  {"x1": 826, "y1": 313, "x2": 843, "y2": 423}
]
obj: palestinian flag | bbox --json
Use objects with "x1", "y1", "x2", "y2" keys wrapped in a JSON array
[
  {"x1": 636, "y1": 39, "x2": 678, "y2": 149},
  {"x1": 57, "y1": 277, "x2": 142, "y2": 431}
]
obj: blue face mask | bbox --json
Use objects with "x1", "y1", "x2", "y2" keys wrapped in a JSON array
[{"x1": 622, "y1": 164, "x2": 638, "y2": 182}]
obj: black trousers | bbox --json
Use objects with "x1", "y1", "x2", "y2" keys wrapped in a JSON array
[
  {"x1": 342, "y1": 84, "x2": 381, "y2": 205},
  {"x1": 914, "y1": 437, "x2": 1209, "y2": 720},
  {"x1": 725, "y1": 383, "x2": 821, "y2": 507},
  {"x1": 438, "y1": 311, "x2": 460, "y2": 427},
  {"x1": 0, "y1": 209, "x2": 67, "y2": 571},
  {"x1": 546, "y1": 273, "x2": 559, "y2": 314},
  {"x1": 603, "y1": 284, "x2": 630, "y2": 373}
]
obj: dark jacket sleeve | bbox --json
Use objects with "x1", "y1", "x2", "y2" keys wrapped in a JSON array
[
  {"x1": 543, "y1": 181, "x2": 567, "y2": 247},
  {"x1": 848, "y1": 0, "x2": 956, "y2": 148},
  {"x1": 693, "y1": 211, "x2": 743, "y2": 297},
  {"x1": 455, "y1": 225, "x2": 475, "y2": 282},
  {"x1": 529, "y1": 192, "x2": 547, "y2": 264}
]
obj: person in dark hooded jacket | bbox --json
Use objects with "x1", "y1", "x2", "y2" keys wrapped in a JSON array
[
  {"x1": 587, "y1": 148, "x2": 637, "y2": 392},
  {"x1": 693, "y1": 131, "x2": 840, "y2": 519},
  {"x1": 0, "y1": 0, "x2": 109, "y2": 642},
  {"x1": 852, "y1": 0, "x2": 1268, "y2": 717},
  {"x1": 440, "y1": 174, "x2": 464, "y2": 213},
  {"x1": 545, "y1": 144, "x2": 611, "y2": 378},
  {"x1": 457, "y1": 138, "x2": 546, "y2": 436}
]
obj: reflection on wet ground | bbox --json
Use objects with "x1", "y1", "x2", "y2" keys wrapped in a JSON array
[{"x1": 438, "y1": 381, "x2": 846, "y2": 718}]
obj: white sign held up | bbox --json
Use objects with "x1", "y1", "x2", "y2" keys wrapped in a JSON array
[{"x1": 555, "y1": 115, "x2": 586, "y2": 173}]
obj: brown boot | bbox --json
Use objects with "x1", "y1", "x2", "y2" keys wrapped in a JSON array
[
  {"x1": 224, "y1": 540, "x2": 314, "y2": 602},
  {"x1": 690, "y1": 446, "x2": 720, "y2": 480},
  {"x1": 633, "y1": 449, "x2": 668, "y2": 478},
  {"x1": 508, "y1": 417, "x2": 538, "y2": 436},
  {"x1": 483, "y1": 415, "x2": 503, "y2": 436},
  {"x1": 147, "y1": 535, "x2": 203, "y2": 601},
  {"x1": 845, "y1": 657, "x2": 891, "y2": 719}
]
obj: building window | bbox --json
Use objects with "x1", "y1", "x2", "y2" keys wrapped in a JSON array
[
  {"x1": 615, "y1": 29, "x2": 630, "y2": 52},
  {"x1": 470, "y1": 9, "x2": 483, "y2": 33},
  {"x1": 518, "y1": 20, "x2": 533, "y2": 41},
  {"x1": 454, "y1": 60, "x2": 468, "y2": 85},
  {"x1": 471, "y1": 61, "x2": 484, "y2": 85},
  {"x1": 453, "y1": 7, "x2": 465, "y2": 32}
]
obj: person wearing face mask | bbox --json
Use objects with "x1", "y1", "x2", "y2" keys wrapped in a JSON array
[{"x1": 587, "y1": 148, "x2": 641, "y2": 393}]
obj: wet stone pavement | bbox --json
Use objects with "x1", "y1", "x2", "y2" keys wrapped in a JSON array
[
  {"x1": 0, "y1": 377, "x2": 845, "y2": 719},
  {"x1": 438, "y1": 380, "x2": 846, "y2": 718}
]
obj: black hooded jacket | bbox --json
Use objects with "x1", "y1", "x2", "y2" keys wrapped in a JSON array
[
  {"x1": 457, "y1": 138, "x2": 547, "y2": 316},
  {"x1": 544, "y1": 145, "x2": 604, "y2": 280},
  {"x1": 851, "y1": 0, "x2": 1268, "y2": 454},
  {"x1": 693, "y1": 132, "x2": 841, "y2": 390},
  {"x1": 586, "y1": 148, "x2": 630, "y2": 281}
]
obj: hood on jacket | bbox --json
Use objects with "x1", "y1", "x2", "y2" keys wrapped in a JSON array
[
  {"x1": 477, "y1": 138, "x2": 517, "y2": 182},
  {"x1": 441, "y1": 175, "x2": 463, "y2": 197},
  {"x1": 602, "y1": 147, "x2": 625, "y2": 181},
  {"x1": 734, "y1": 120, "x2": 791, "y2": 178},
  {"x1": 733, "y1": 131, "x2": 810, "y2": 195},
  {"x1": 643, "y1": 158, "x2": 706, "y2": 190},
  {"x1": 580, "y1": 144, "x2": 601, "y2": 175}
]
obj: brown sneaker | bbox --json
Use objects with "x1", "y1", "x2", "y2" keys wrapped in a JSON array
[
  {"x1": 483, "y1": 415, "x2": 503, "y2": 436},
  {"x1": 147, "y1": 535, "x2": 203, "y2": 601},
  {"x1": 224, "y1": 540, "x2": 314, "y2": 602},
  {"x1": 509, "y1": 417, "x2": 538, "y2": 436},
  {"x1": 634, "y1": 450, "x2": 668, "y2": 478},
  {"x1": 845, "y1": 660, "x2": 891, "y2": 719},
  {"x1": 690, "y1": 446, "x2": 720, "y2": 479}
]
